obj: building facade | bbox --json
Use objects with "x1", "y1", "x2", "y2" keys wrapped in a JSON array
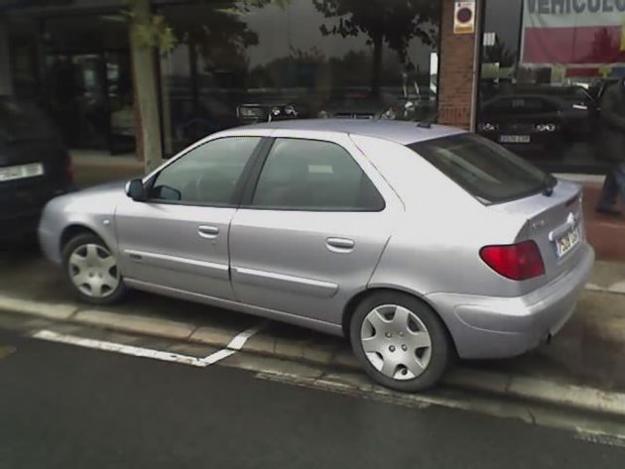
[{"x1": 1, "y1": 0, "x2": 623, "y2": 174}]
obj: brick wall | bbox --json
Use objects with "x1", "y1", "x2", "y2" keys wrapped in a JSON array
[{"x1": 438, "y1": 0, "x2": 477, "y2": 130}]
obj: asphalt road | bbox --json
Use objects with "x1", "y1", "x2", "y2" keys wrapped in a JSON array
[{"x1": 1, "y1": 328, "x2": 624, "y2": 469}]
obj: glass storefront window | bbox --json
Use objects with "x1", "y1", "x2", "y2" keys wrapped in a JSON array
[
  {"x1": 42, "y1": 14, "x2": 134, "y2": 153},
  {"x1": 159, "y1": 0, "x2": 441, "y2": 155},
  {"x1": 478, "y1": 0, "x2": 625, "y2": 173}
]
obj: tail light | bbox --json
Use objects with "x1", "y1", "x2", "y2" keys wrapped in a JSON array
[{"x1": 479, "y1": 241, "x2": 545, "y2": 281}]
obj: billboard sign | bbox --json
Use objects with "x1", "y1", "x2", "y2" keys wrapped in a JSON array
[{"x1": 521, "y1": 0, "x2": 625, "y2": 66}]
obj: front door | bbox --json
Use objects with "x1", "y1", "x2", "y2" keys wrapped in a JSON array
[
  {"x1": 115, "y1": 136, "x2": 262, "y2": 300},
  {"x1": 229, "y1": 136, "x2": 400, "y2": 325}
]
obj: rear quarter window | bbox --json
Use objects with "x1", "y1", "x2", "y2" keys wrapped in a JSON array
[{"x1": 408, "y1": 134, "x2": 551, "y2": 204}]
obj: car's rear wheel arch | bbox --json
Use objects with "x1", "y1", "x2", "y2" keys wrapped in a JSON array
[{"x1": 342, "y1": 287, "x2": 458, "y2": 358}]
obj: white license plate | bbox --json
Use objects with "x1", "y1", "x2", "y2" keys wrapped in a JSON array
[
  {"x1": 500, "y1": 135, "x2": 531, "y2": 143},
  {"x1": 0, "y1": 163, "x2": 44, "y2": 182},
  {"x1": 555, "y1": 226, "x2": 580, "y2": 258}
]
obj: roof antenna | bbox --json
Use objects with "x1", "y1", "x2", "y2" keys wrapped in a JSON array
[{"x1": 416, "y1": 121, "x2": 432, "y2": 129}]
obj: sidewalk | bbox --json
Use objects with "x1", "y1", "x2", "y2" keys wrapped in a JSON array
[{"x1": 1, "y1": 248, "x2": 625, "y2": 416}]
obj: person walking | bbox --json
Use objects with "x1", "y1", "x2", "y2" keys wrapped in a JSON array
[{"x1": 596, "y1": 77, "x2": 625, "y2": 216}]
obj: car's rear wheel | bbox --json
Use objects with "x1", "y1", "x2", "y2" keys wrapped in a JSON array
[
  {"x1": 62, "y1": 233, "x2": 127, "y2": 305},
  {"x1": 350, "y1": 292, "x2": 452, "y2": 392}
]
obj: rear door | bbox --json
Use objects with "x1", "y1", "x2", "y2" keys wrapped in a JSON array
[
  {"x1": 229, "y1": 134, "x2": 401, "y2": 325},
  {"x1": 115, "y1": 136, "x2": 262, "y2": 300}
]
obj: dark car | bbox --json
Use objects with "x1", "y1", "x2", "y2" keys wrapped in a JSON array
[
  {"x1": 236, "y1": 96, "x2": 299, "y2": 125},
  {"x1": 0, "y1": 97, "x2": 73, "y2": 243},
  {"x1": 477, "y1": 93, "x2": 589, "y2": 157},
  {"x1": 318, "y1": 86, "x2": 436, "y2": 122},
  {"x1": 588, "y1": 77, "x2": 620, "y2": 102}
]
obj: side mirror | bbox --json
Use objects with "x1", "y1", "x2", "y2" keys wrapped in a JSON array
[{"x1": 125, "y1": 178, "x2": 147, "y2": 202}]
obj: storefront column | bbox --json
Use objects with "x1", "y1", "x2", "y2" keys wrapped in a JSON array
[
  {"x1": 0, "y1": 17, "x2": 13, "y2": 96},
  {"x1": 437, "y1": 0, "x2": 479, "y2": 130}
]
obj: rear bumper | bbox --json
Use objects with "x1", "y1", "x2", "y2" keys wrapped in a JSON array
[{"x1": 427, "y1": 243, "x2": 595, "y2": 359}]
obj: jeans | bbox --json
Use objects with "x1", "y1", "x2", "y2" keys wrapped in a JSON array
[{"x1": 597, "y1": 162, "x2": 625, "y2": 210}]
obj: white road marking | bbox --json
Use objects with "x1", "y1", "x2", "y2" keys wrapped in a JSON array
[
  {"x1": 199, "y1": 324, "x2": 263, "y2": 365},
  {"x1": 32, "y1": 324, "x2": 263, "y2": 367},
  {"x1": 32, "y1": 329, "x2": 206, "y2": 367}
]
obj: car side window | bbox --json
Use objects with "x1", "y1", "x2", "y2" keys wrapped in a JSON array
[
  {"x1": 149, "y1": 137, "x2": 260, "y2": 205},
  {"x1": 251, "y1": 138, "x2": 384, "y2": 211}
]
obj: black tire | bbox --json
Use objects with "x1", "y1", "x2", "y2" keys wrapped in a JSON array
[
  {"x1": 62, "y1": 233, "x2": 127, "y2": 305},
  {"x1": 349, "y1": 291, "x2": 452, "y2": 392}
]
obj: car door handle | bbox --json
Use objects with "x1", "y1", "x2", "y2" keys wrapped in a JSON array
[
  {"x1": 326, "y1": 237, "x2": 355, "y2": 253},
  {"x1": 198, "y1": 225, "x2": 220, "y2": 239}
]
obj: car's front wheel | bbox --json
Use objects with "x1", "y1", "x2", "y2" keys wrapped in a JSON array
[
  {"x1": 350, "y1": 292, "x2": 452, "y2": 392},
  {"x1": 62, "y1": 233, "x2": 127, "y2": 305}
]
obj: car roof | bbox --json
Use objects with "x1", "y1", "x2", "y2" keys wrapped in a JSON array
[{"x1": 238, "y1": 119, "x2": 464, "y2": 145}]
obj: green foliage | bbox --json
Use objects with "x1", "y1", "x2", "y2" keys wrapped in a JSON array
[
  {"x1": 124, "y1": 0, "x2": 177, "y2": 53},
  {"x1": 312, "y1": 0, "x2": 440, "y2": 61},
  {"x1": 124, "y1": 0, "x2": 291, "y2": 53}
]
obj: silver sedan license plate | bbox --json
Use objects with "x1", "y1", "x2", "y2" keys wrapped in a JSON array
[
  {"x1": 556, "y1": 226, "x2": 580, "y2": 258},
  {"x1": 0, "y1": 162, "x2": 44, "y2": 182},
  {"x1": 500, "y1": 135, "x2": 531, "y2": 143}
]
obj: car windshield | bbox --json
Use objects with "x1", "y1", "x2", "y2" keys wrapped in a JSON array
[
  {"x1": 0, "y1": 97, "x2": 55, "y2": 142},
  {"x1": 408, "y1": 133, "x2": 553, "y2": 204}
]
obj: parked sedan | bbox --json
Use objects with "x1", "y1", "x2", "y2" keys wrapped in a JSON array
[
  {"x1": 38, "y1": 119, "x2": 594, "y2": 391},
  {"x1": 478, "y1": 94, "x2": 588, "y2": 157},
  {"x1": 1, "y1": 97, "x2": 73, "y2": 243}
]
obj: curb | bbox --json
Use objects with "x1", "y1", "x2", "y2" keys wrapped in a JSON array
[{"x1": 2, "y1": 294, "x2": 625, "y2": 419}]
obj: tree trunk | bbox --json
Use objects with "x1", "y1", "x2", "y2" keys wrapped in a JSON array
[
  {"x1": 129, "y1": 0, "x2": 162, "y2": 172},
  {"x1": 371, "y1": 32, "x2": 383, "y2": 97}
]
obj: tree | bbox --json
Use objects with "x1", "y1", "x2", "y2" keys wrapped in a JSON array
[
  {"x1": 126, "y1": 0, "x2": 286, "y2": 171},
  {"x1": 127, "y1": 0, "x2": 174, "y2": 171},
  {"x1": 312, "y1": 0, "x2": 439, "y2": 95}
]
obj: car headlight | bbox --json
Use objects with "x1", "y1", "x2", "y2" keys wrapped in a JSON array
[
  {"x1": 271, "y1": 106, "x2": 281, "y2": 116},
  {"x1": 318, "y1": 110, "x2": 330, "y2": 119},
  {"x1": 536, "y1": 123, "x2": 557, "y2": 132},
  {"x1": 284, "y1": 105, "x2": 297, "y2": 116},
  {"x1": 478, "y1": 122, "x2": 498, "y2": 131}
]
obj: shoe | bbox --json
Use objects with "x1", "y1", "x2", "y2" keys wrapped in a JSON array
[{"x1": 596, "y1": 206, "x2": 622, "y2": 216}]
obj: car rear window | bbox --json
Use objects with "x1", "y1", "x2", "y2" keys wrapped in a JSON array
[
  {"x1": 408, "y1": 134, "x2": 552, "y2": 204},
  {"x1": 0, "y1": 98, "x2": 55, "y2": 142}
]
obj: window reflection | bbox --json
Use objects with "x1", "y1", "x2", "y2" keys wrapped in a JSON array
[
  {"x1": 478, "y1": 0, "x2": 625, "y2": 173},
  {"x1": 159, "y1": 0, "x2": 440, "y2": 155}
]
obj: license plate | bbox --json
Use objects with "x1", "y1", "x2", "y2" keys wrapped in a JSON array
[
  {"x1": 500, "y1": 135, "x2": 531, "y2": 143},
  {"x1": 0, "y1": 162, "x2": 44, "y2": 182},
  {"x1": 555, "y1": 226, "x2": 580, "y2": 258}
]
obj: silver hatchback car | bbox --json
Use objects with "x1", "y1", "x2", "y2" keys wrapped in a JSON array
[{"x1": 39, "y1": 120, "x2": 594, "y2": 391}]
